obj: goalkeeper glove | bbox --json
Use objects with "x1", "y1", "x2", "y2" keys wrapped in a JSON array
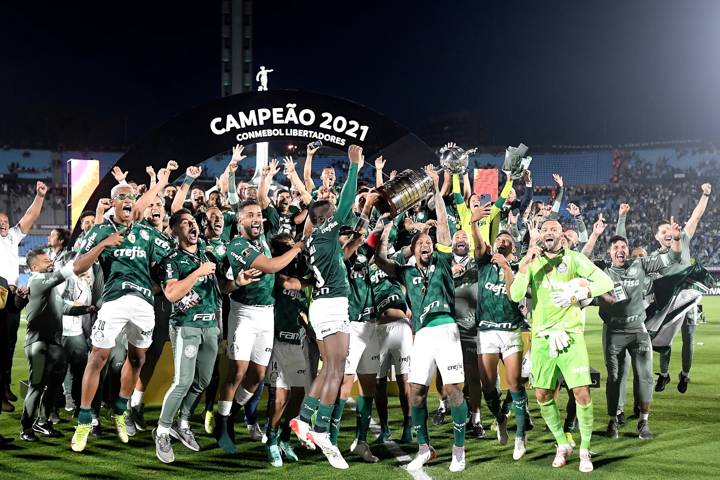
[
  {"x1": 547, "y1": 331, "x2": 571, "y2": 358},
  {"x1": 550, "y1": 284, "x2": 589, "y2": 308}
]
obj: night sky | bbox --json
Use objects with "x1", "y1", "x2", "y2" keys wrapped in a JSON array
[{"x1": 2, "y1": 0, "x2": 720, "y2": 148}]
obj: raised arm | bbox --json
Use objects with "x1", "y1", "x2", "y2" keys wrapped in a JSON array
[
  {"x1": 518, "y1": 170, "x2": 534, "y2": 215},
  {"x1": 374, "y1": 156, "x2": 385, "y2": 188},
  {"x1": 283, "y1": 157, "x2": 312, "y2": 205},
  {"x1": 426, "y1": 165, "x2": 451, "y2": 246},
  {"x1": 258, "y1": 159, "x2": 279, "y2": 210},
  {"x1": 335, "y1": 145, "x2": 362, "y2": 223},
  {"x1": 471, "y1": 202, "x2": 492, "y2": 258},
  {"x1": 581, "y1": 214, "x2": 607, "y2": 257},
  {"x1": 616, "y1": 203, "x2": 629, "y2": 237},
  {"x1": 303, "y1": 142, "x2": 320, "y2": 191},
  {"x1": 684, "y1": 183, "x2": 712, "y2": 237},
  {"x1": 546, "y1": 174, "x2": 564, "y2": 220},
  {"x1": 135, "y1": 161, "x2": 176, "y2": 217},
  {"x1": 374, "y1": 223, "x2": 401, "y2": 280},
  {"x1": 18, "y1": 181, "x2": 48, "y2": 233},
  {"x1": 94, "y1": 198, "x2": 111, "y2": 226},
  {"x1": 172, "y1": 166, "x2": 202, "y2": 213}
]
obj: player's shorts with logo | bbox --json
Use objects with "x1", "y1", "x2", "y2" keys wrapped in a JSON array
[
  {"x1": 309, "y1": 297, "x2": 350, "y2": 341},
  {"x1": 227, "y1": 302, "x2": 273, "y2": 365},
  {"x1": 92, "y1": 295, "x2": 154, "y2": 349},
  {"x1": 376, "y1": 319, "x2": 413, "y2": 378},
  {"x1": 267, "y1": 341, "x2": 307, "y2": 389},
  {"x1": 531, "y1": 331, "x2": 591, "y2": 389},
  {"x1": 345, "y1": 321, "x2": 380, "y2": 375},
  {"x1": 409, "y1": 322, "x2": 465, "y2": 386},
  {"x1": 477, "y1": 329, "x2": 523, "y2": 356}
]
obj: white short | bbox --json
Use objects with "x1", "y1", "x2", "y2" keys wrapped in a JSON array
[
  {"x1": 267, "y1": 341, "x2": 307, "y2": 389},
  {"x1": 345, "y1": 322, "x2": 380, "y2": 375},
  {"x1": 227, "y1": 302, "x2": 274, "y2": 365},
  {"x1": 476, "y1": 329, "x2": 523, "y2": 356},
  {"x1": 92, "y1": 295, "x2": 154, "y2": 349},
  {"x1": 376, "y1": 319, "x2": 413, "y2": 378},
  {"x1": 408, "y1": 322, "x2": 465, "y2": 386},
  {"x1": 309, "y1": 297, "x2": 350, "y2": 341}
]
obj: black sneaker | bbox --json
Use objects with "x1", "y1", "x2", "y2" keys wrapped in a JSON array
[
  {"x1": 20, "y1": 429, "x2": 38, "y2": 442},
  {"x1": 616, "y1": 410, "x2": 626, "y2": 425},
  {"x1": 655, "y1": 373, "x2": 670, "y2": 392},
  {"x1": 432, "y1": 407, "x2": 446, "y2": 426},
  {"x1": 470, "y1": 422, "x2": 486, "y2": 439},
  {"x1": 606, "y1": 418, "x2": 619, "y2": 439},
  {"x1": 127, "y1": 405, "x2": 147, "y2": 432},
  {"x1": 677, "y1": 372, "x2": 690, "y2": 394},
  {"x1": 637, "y1": 419, "x2": 653, "y2": 440},
  {"x1": 32, "y1": 421, "x2": 63, "y2": 438},
  {"x1": 91, "y1": 423, "x2": 103, "y2": 437}
]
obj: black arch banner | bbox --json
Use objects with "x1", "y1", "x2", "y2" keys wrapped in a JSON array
[{"x1": 75, "y1": 89, "x2": 435, "y2": 236}]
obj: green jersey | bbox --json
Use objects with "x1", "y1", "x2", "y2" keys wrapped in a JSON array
[
  {"x1": 453, "y1": 255, "x2": 478, "y2": 333},
  {"x1": 274, "y1": 259, "x2": 310, "y2": 345},
  {"x1": 225, "y1": 234, "x2": 274, "y2": 305},
  {"x1": 347, "y1": 244, "x2": 375, "y2": 323},
  {"x1": 204, "y1": 236, "x2": 228, "y2": 265},
  {"x1": 476, "y1": 253, "x2": 524, "y2": 331},
  {"x1": 80, "y1": 219, "x2": 159, "y2": 304},
  {"x1": 398, "y1": 246, "x2": 455, "y2": 331},
  {"x1": 264, "y1": 204, "x2": 301, "y2": 239},
  {"x1": 370, "y1": 262, "x2": 407, "y2": 313},
  {"x1": 599, "y1": 250, "x2": 680, "y2": 333},
  {"x1": 307, "y1": 163, "x2": 358, "y2": 300},
  {"x1": 509, "y1": 248, "x2": 613, "y2": 334},
  {"x1": 445, "y1": 199, "x2": 460, "y2": 236},
  {"x1": 161, "y1": 248, "x2": 220, "y2": 328}
]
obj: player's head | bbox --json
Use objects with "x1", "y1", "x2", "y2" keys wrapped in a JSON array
[
  {"x1": 0, "y1": 212, "x2": 9, "y2": 238},
  {"x1": 275, "y1": 189, "x2": 291, "y2": 212},
  {"x1": 411, "y1": 233, "x2": 434, "y2": 267},
  {"x1": 206, "y1": 190, "x2": 223, "y2": 208},
  {"x1": 237, "y1": 182, "x2": 249, "y2": 200},
  {"x1": 238, "y1": 199, "x2": 263, "y2": 240},
  {"x1": 27, "y1": 248, "x2": 52, "y2": 273},
  {"x1": 507, "y1": 187, "x2": 517, "y2": 204},
  {"x1": 48, "y1": 228, "x2": 70, "y2": 250},
  {"x1": 204, "y1": 207, "x2": 224, "y2": 238},
  {"x1": 563, "y1": 228, "x2": 579, "y2": 250},
  {"x1": 655, "y1": 221, "x2": 674, "y2": 249},
  {"x1": 309, "y1": 199, "x2": 335, "y2": 226},
  {"x1": 191, "y1": 187, "x2": 205, "y2": 208},
  {"x1": 631, "y1": 247, "x2": 647, "y2": 258},
  {"x1": 452, "y1": 230, "x2": 469, "y2": 257},
  {"x1": 494, "y1": 230, "x2": 515, "y2": 257},
  {"x1": 608, "y1": 235, "x2": 629, "y2": 267},
  {"x1": 270, "y1": 232, "x2": 295, "y2": 256},
  {"x1": 163, "y1": 185, "x2": 177, "y2": 200},
  {"x1": 246, "y1": 186, "x2": 258, "y2": 201},
  {"x1": 143, "y1": 195, "x2": 165, "y2": 229},
  {"x1": 170, "y1": 209, "x2": 199, "y2": 246},
  {"x1": 321, "y1": 166, "x2": 336, "y2": 187},
  {"x1": 110, "y1": 184, "x2": 137, "y2": 223},
  {"x1": 468, "y1": 193, "x2": 482, "y2": 210},
  {"x1": 540, "y1": 219, "x2": 563, "y2": 253},
  {"x1": 354, "y1": 192, "x2": 368, "y2": 213},
  {"x1": 79, "y1": 211, "x2": 95, "y2": 233}
]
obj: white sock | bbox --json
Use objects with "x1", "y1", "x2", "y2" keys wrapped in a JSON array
[
  {"x1": 472, "y1": 411, "x2": 481, "y2": 425},
  {"x1": 616, "y1": 409, "x2": 623, "y2": 416},
  {"x1": 130, "y1": 389, "x2": 145, "y2": 408},
  {"x1": 157, "y1": 425, "x2": 171, "y2": 436},
  {"x1": 418, "y1": 443, "x2": 430, "y2": 454},
  {"x1": 218, "y1": 401, "x2": 233, "y2": 416},
  {"x1": 179, "y1": 418, "x2": 190, "y2": 430},
  {"x1": 234, "y1": 387, "x2": 254, "y2": 406},
  {"x1": 91, "y1": 418, "x2": 99, "y2": 426},
  {"x1": 438, "y1": 399, "x2": 446, "y2": 412},
  {"x1": 640, "y1": 412, "x2": 649, "y2": 421}
]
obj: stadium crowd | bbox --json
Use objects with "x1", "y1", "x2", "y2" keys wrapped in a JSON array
[{"x1": 0, "y1": 141, "x2": 714, "y2": 475}]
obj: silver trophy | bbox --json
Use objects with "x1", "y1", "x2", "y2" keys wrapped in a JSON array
[{"x1": 439, "y1": 143, "x2": 477, "y2": 175}]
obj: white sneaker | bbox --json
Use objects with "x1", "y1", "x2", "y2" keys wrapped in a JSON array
[
  {"x1": 290, "y1": 417, "x2": 315, "y2": 450},
  {"x1": 449, "y1": 446, "x2": 465, "y2": 473},
  {"x1": 513, "y1": 436, "x2": 527, "y2": 460},
  {"x1": 352, "y1": 440, "x2": 379, "y2": 463},
  {"x1": 308, "y1": 431, "x2": 349, "y2": 469},
  {"x1": 407, "y1": 445, "x2": 437, "y2": 471},
  {"x1": 497, "y1": 416, "x2": 509, "y2": 445},
  {"x1": 349, "y1": 437, "x2": 358, "y2": 452},
  {"x1": 247, "y1": 423, "x2": 263, "y2": 441},
  {"x1": 579, "y1": 448, "x2": 593, "y2": 473},
  {"x1": 552, "y1": 443, "x2": 573, "y2": 468}
]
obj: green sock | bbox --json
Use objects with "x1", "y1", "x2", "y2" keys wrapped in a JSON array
[
  {"x1": 576, "y1": 401, "x2": 593, "y2": 450},
  {"x1": 356, "y1": 396, "x2": 374, "y2": 442},
  {"x1": 267, "y1": 426, "x2": 279, "y2": 446},
  {"x1": 299, "y1": 395, "x2": 320, "y2": 424},
  {"x1": 410, "y1": 405, "x2": 429, "y2": 445},
  {"x1": 510, "y1": 389, "x2": 528, "y2": 437},
  {"x1": 538, "y1": 399, "x2": 568, "y2": 446},
  {"x1": 484, "y1": 388, "x2": 504, "y2": 422},
  {"x1": 314, "y1": 403, "x2": 335, "y2": 433},
  {"x1": 329, "y1": 398, "x2": 347, "y2": 446},
  {"x1": 450, "y1": 400, "x2": 468, "y2": 447},
  {"x1": 78, "y1": 407, "x2": 93, "y2": 425},
  {"x1": 113, "y1": 396, "x2": 128, "y2": 416}
]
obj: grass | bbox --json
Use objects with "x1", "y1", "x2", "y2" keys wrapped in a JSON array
[{"x1": 2, "y1": 299, "x2": 720, "y2": 479}]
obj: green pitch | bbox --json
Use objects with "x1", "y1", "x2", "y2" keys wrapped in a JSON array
[{"x1": 2, "y1": 300, "x2": 720, "y2": 479}]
